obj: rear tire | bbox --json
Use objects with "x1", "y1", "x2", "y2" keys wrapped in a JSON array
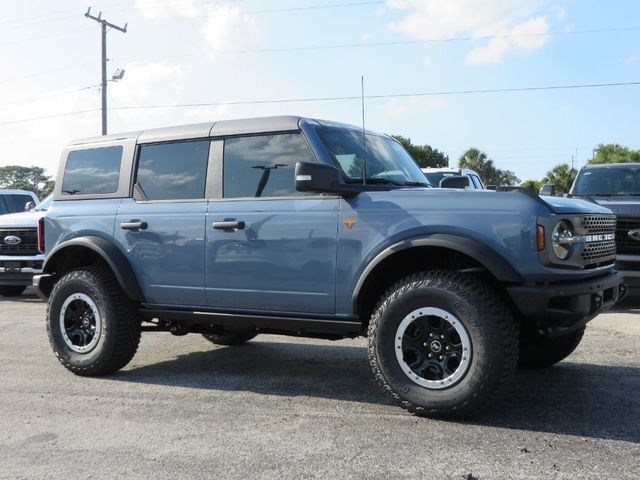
[
  {"x1": 368, "y1": 271, "x2": 518, "y2": 418},
  {"x1": 203, "y1": 331, "x2": 257, "y2": 346},
  {"x1": 518, "y1": 327, "x2": 585, "y2": 369},
  {"x1": 0, "y1": 286, "x2": 27, "y2": 297},
  {"x1": 47, "y1": 266, "x2": 142, "y2": 376}
]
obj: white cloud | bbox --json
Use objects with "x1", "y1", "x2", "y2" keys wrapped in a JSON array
[
  {"x1": 467, "y1": 16, "x2": 550, "y2": 65},
  {"x1": 134, "y1": 1, "x2": 261, "y2": 55},
  {"x1": 387, "y1": 0, "x2": 554, "y2": 64}
]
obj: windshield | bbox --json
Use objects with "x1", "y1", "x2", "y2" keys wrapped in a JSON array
[
  {"x1": 573, "y1": 166, "x2": 640, "y2": 196},
  {"x1": 423, "y1": 172, "x2": 459, "y2": 187},
  {"x1": 35, "y1": 194, "x2": 53, "y2": 211},
  {"x1": 317, "y1": 127, "x2": 428, "y2": 186}
]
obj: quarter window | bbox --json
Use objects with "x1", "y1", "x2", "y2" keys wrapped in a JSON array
[
  {"x1": 136, "y1": 140, "x2": 210, "y2": 201},
  {"x1": 223, "y1": 133, "x2": 315, "y2": 198},
  {"x1": 62, "y1": 146, "x2": 122, "y2": 195}
]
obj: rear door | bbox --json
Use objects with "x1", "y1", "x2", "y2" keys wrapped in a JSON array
[
  {"x1": 114, "y1": 140, "x2": 210, "y2": 306},
  {"x1": 205, "y1": 132, "x2": 339, "y2": 314}
]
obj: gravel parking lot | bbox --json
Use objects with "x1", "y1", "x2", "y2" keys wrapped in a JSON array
[{"x1": 0, "y1": 290, "x2": 638, "y2": 480}]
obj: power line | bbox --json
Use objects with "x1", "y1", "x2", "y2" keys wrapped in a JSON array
[
  {"x1": 2, "y1": 80, "x2": 638, "y2": 126},
  {"x1": 0, "y1": 109, "x2": 99, "y2": 126},
  {"x1": 109, "y1": 81, "x2": 640, "y2": 110},
  {"x1": 0, "y1": 85, "x2": 97, "y2": 112}
]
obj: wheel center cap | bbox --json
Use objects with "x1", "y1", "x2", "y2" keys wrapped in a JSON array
[{"x1": 430, "y1": 340, "x2": 442, "y2": 353}]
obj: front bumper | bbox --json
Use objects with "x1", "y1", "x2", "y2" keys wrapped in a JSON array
[
  {"x1": 615, "y1": 254, "x2": 640, "y2": 295},
  {"x1": 507, "y1": 270, "x2": 626, "y2": 334},
  {"x1": 0, "y1": 254, "x2": 44, "y2": 286}
]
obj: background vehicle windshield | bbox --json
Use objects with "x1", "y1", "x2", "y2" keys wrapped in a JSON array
[
  {"x1": 573, "y1": 166, "x2": 640, "y2": 195},
  {"x1": 35, "y1": 194, "x2": 53, "y2": 211},
  {"x1": 423, "y1": 172, "x2": 458, "y2": 186},
  {"x1": 318, "y1": 127, "x2": 427, "y2": 185}
]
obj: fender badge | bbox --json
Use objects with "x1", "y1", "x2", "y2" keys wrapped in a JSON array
[{"x1": 343, "y1": 218, "x2": 358, "y2": 231}]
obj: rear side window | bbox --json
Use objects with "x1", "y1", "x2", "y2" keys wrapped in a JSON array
[
  {"x1": 136, "y1": 140, "x2": 209, "y2": 201},
  {"x1": 62, "y1": 146, "x2": 122, "y2": 196},
  {"x1": 3, "y1": 194, "x2": 34, "y2": 213},
  {"x1": 223, "y1": 133, "x2": 315, "y2": 198}
]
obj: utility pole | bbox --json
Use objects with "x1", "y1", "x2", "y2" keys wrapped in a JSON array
[{"x1": 85, "y1": 7, "x2": 127, "y2": 135}]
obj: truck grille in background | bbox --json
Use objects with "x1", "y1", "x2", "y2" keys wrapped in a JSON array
[
  {"x1": 580, "y1": 215, "x2": 616, "y2": 267},
  {"x1": 0, "y1": 229, "x2": 39, "y2": 256},
  {"x1": 615, "y1": 217, "x2": 640, "y2": 255}
]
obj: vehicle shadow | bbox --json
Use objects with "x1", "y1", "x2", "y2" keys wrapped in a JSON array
[{"x1": 114, "y1": 340, "x2": 640, "y2": 443}]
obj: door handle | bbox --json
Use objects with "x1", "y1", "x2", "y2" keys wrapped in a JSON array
[
  {"x1": 121, "y1": 220, "x2": 148, "y2": 230},
  {"x1": 213, "y1": 220, "x2": 245, "y2": 230}
]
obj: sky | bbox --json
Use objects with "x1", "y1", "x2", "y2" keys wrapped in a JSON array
[{"x1": 1, "y1": 0, "x2": 639, "y2": 185}]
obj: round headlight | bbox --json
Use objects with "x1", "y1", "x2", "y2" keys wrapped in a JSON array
[{"x1": 552, "y1": 220, "x2": 574, "y2": 260}]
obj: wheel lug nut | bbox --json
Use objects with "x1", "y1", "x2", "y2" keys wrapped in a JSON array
[
  {"x1": 438, "y1": 355, "x2": 443, "y2": 360},
  {"x1": 445, "y1": 346, "x2": 450, "y2": 351},
  {"x1": 429, "y1": 333, "x2": 434, "y2": 338},
  {"x1": 440, "y1": 335, "x2": 444, "y2": 339},
  {"x1": 428, "y1": 353, "x2": 433, "y2": 358}
]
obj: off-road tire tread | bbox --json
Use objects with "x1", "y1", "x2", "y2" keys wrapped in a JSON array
[
  {"x1": 47, "y1": 266, "x2": 142, "y2": 376},
  {"x1": 367, "y1": 270, "x2": 518, "y2": 418},
  {"x1": 518, "y1": 327, "x2": 585, "y2": 369}
]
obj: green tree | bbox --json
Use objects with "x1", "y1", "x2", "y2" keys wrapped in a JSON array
[
  {"x1": 0, "y1": 165, "x2": 53, "y2": 199},
  {"x1": 589, "y1": 144, "x2": 640, "y2": 164},
  {"x1": 392, "y1": 135, "x2": 448, "y2": 168},
  {"x1": 458, "y1": 148, "x2": 520, "y2": 186},
  {"x1": 520, "y1": 179, "x2": 543, "y2": 193},
  {"x1": 542, "y1": 163, "x2": 577, "y2": 194}
]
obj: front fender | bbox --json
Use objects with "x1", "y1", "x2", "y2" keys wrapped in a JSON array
[{"x1": 352, "y1": 233, "x2": 523, "y2": 312}]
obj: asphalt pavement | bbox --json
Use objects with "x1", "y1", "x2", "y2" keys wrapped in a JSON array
[{"x1": 0, "y1": 290, "x2": 638, "y2": 479}]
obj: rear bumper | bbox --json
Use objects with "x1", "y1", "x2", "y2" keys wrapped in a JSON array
[{"x1": 507, "y1": 271, "x2": 626, "y2": 334}]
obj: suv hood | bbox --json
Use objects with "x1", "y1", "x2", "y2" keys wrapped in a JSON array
[
  {"x1": 569, "y1": 195, "x2": 640, "y2": 216},
  {"x1": 539, "y1": 195, "x2": 613, "y2": 215},
  {"x1": 0, "y1": 209, "x2": 46, "y2": 228}
]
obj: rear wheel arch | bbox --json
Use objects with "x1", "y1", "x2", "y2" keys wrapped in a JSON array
[
  {"x1": 40, "y1": 237, "x2": 144, "y2": 302},
  {"x1": 353, "y1": 235, "x2": 522, "y2": 325}
]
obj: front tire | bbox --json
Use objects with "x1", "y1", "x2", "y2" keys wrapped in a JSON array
[
  {"x1": 368, "y1": 271, "x2": 518, "y2": 418},
  {"x1": 0, "y1": 286, "x2": 27, "y2": 297},
  {"x1": 203, "y1": 330, "x2": 257, "y2": 346},
  {"x1": 47, "y1": 266, "x2": 142, "y2": 376},
  {"x1": 518, "y1": 327, "x2": 585, "y2": 369}
]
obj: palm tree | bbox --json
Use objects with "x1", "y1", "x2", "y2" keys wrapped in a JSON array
[{"x1": 543, "y1": 164, "x2": 577, "y2": 194}]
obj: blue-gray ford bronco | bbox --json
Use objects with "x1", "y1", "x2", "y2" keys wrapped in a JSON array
[{"x1": 34, "y1": 116, "x2": 626, "y2": 417}]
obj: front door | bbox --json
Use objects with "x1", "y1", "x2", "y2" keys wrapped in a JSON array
[{"x1": 205, "y1": 133, "x2": 339, "y2": 314}]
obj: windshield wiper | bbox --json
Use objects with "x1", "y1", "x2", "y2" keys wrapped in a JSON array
[
  {"x1": 402, "y1": 181, "x2": 429, "y2": 187},
  {"x1": 345, "y1": 178, "x2": 398, "y2": 185}
]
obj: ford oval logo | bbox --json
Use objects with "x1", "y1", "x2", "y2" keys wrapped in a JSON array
[
  {"x1": 628, "y1": 229, "x2": 640, "y2": 242},
  {"x1": 4, "y1": 235, "x2": 22, "y2": 245}
]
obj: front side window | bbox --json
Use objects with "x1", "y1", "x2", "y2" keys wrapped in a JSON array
[
  {"x1": 318, "y1": 127, "x2": 427, "y2": 186},
  {"x1": 573, "y1": 166, "x2": 640, "y2": 196},
  {"x1": 223, "y1": 133, "x2": 315, "y2": 198},
  {"x1": 136, "y1": 140, "x2": 209, "y2": 201},
  {"x1": 62, "y1": 146, "x2": 122, "y2": 196}
]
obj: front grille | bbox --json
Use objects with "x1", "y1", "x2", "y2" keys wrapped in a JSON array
[
  {"x1": 0, "y1": 228, "x2": 38, "y2": 256},
  {"x1": 615, "y1": 217, "x2": 640, "y2": 255},
  {"x1": 579, "y1": 215, "x2": 616, "y2": 266}
]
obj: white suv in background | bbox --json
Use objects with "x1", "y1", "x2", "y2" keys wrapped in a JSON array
[
  {"x1": 0, "y1": 189, "x2": 39, "y2": 215},
  {"x1": 421, "y1": 167, "x2": 485, "y2": 190}
]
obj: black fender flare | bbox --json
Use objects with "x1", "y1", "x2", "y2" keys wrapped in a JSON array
[
  {"x1": 352, "y1": 233, "x2": 523, "y2": 313},
  {"x1": 43, "y1": 236, "x2": 145, "y2": 302}
]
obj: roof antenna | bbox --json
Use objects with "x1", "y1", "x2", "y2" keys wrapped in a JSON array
[{"x1": 361, "y1": 75, "x2": 367, "y2": 186}]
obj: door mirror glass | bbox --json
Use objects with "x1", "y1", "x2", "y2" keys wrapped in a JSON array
[
  {"x1": 295, "y1": 162, "x2": 340, "y2": 194},
  {"x1": 439, "y1": 175, "x2": 470, "y2": 189}
]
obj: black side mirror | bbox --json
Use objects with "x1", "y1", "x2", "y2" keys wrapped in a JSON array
[
  {"x1": 439, "y1": 176, "x2": 470, "y2": 189},
  {"x1": 295, "y1": 162, "x2": 341, "y2": 194},
  {"x1": 24, "y1": 201, "x2": 35, "y2": 211},
  {"x1": 539, "y1": 184, "x2": 556, "y2": 196}
]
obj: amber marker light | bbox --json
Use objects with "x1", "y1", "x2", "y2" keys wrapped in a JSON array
[{"x1": 537, "y1": 225, "x2": 545, "y2": 251}]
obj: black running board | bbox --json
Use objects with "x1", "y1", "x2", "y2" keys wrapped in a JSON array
[{"x1": 140, "y1": 308, "x2": 362, "y2": 337}]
